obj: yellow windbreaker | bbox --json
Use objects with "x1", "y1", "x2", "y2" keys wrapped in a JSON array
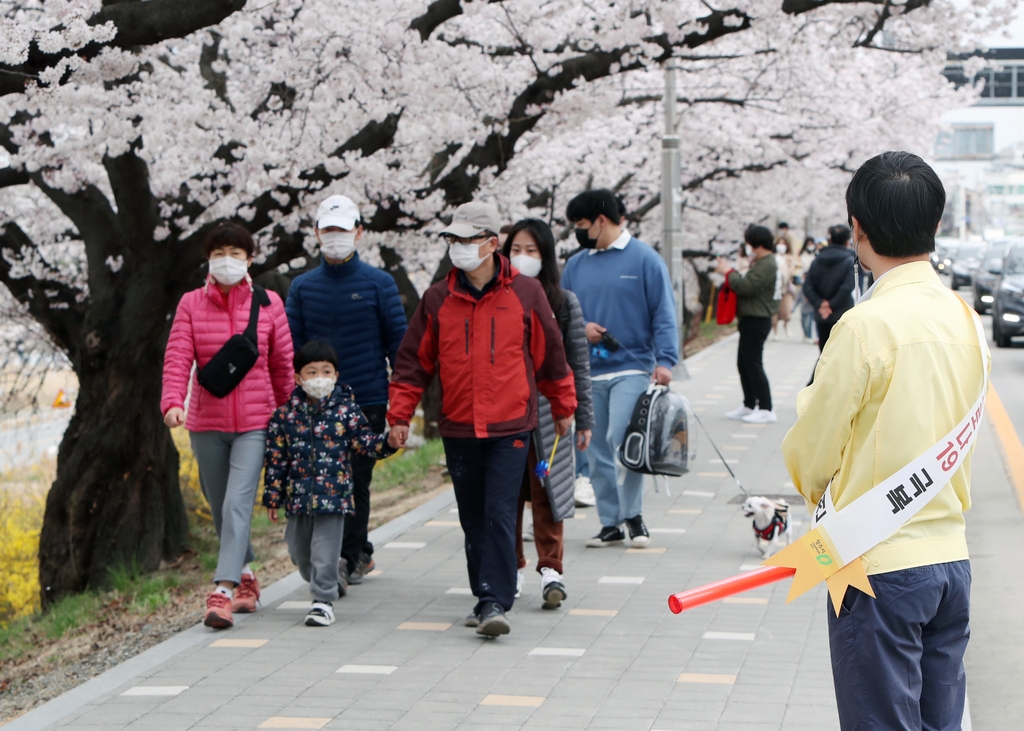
[{"x1": 781, "y1": 261, "x2": 989, "y2": 575}]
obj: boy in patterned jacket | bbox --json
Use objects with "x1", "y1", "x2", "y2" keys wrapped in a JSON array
[{"x1": 263, "y1": 341, "x2": 395, "y2": 626}]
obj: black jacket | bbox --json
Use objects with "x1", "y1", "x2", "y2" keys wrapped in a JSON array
[{"x1": 803, "y1": 245, "x2": 856, "y2": 322}]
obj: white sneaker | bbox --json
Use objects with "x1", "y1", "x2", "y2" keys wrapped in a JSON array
[
  {"x1": 515, "y1": 569, "x2": 524, "y2": 599},
  {"x1": 726, "y1": 405, "x2": 754, "y2": 420},
  {"x1": 523, "y1": 513, "x2": 534, "y2": 542},
  {"x1": 305, "y1": 601, "x2": 335, "y2": 626},
  {"x1": 573, "y1": 476, "x2": 596, "y2": 507},
  {"x1": 540, "y1": 568, "x2": 567, "y2": 609},
  {"x1": 742, "y1": 409, "x2": 778, "y2": 424}
]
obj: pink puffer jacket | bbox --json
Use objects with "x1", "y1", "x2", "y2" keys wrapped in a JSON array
[{"x1": 161, "y1": 278, "x2": 294, "y2": 433}]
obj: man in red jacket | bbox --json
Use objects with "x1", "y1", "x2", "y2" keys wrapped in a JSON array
[{"x1": 388, "y1": 201, "x2": 577, "y2": 637}]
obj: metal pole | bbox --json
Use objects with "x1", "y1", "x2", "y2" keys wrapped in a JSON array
[{"x1": 661, "y1": 59, "x2": 686, "y2": 367}]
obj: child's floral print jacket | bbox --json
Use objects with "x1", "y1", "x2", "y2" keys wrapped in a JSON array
[{"x1": 263, "y1": 384, "x2": 394, "y2": 516}]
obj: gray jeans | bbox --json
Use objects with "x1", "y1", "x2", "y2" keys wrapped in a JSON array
[
  {"x1": 189, "y1": 430, "x2": 266, "y2": 585},
  {"x1": 285, "y1": 514, "x2": 345, "y2": 602}
]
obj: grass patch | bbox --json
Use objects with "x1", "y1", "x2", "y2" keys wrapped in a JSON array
[{"x1": 373, "y1": 440, "x2": 446, "y2": 495}]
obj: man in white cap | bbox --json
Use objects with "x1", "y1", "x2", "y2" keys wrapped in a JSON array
[
  {"x1": 285, "y1": 195, "x2": 408, "y2": 591},
  {"x1": 387, "y1": 201, "x2": 577, "y2": 637}
]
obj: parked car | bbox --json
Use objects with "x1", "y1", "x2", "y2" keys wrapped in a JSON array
[
  {"x1": 972, "y1": 244, "x2": 1005, "y2": 314},
  {"x1": 992, "y1": 242, "x2": 1024, "y2": 348},
  {"x1": 949, "y1": 243, "x2": 985, "y2": 289},
  {"x1": 933, "y1": 237, "x2": 962, "y2": 272}
]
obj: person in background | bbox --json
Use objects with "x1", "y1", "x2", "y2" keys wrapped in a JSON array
[
  {"x1": 797, "y1": 238, "x2": 818, "y2": 343},
  {"x1": 716, "y1": 225, "x2": 780, "y2": 424},
  {"x1": 388, "y1": 201, "x2": 577, "y2": 637},
  {"x1": 285, "y1": 195, "x2": 407, "y2": 593},
  {"x1": 777, "y1": 221, "x2": 800, "y2": 254},
  {"x1": 772, "y1": 238, "x2": 796, "y2": 340},
  {"x1": 561, "y1": 189, "x2": 679, "y2": 550},
  {"x1": 162, "y1": 222, "x2": 294, "y2": 629},
  {"x1": 802, "y1": 224, "x2": 855, "y2": 353},
  {"x1": 502, "y1": 218, "x2": 594, "y2": 610},
  {"x1": 783, "y1": 151, "x2": 985, "y2": 731},
  {"x1": 263, "y1": 341, "x2": 395, "y2": 627}
]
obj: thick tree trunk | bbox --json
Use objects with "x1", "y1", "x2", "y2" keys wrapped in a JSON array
[{"x1": 37, "y1": 310, "x2": 188, "y2": 606}]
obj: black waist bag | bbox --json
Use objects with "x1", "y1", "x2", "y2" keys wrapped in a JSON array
[
  {"x1": 197, "y1": 285, "x2": 270, "y2": 399},
  {"x1": 619, "y1": 384, "x2": 693, "y2": 476}
]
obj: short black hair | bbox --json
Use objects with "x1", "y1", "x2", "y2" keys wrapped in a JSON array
[
  {"x1": 294, "y1": 340, "x2": 339, "y2": 372},
  {"x1": 828, "y1": 225, "x2": 851, "y2": 246},
  {"x1": 778, "y1": 222, "x2": 790, "y2": 229},
  {"x1": 846, "y1": 151, "x2": 945, "y2": 257},
  {"x1": 203, "y1": 221, "x2": 255, "y2": 259},
  {"x1": 744, "y1": 225, "x2": 774, "y2": 250},
  {"x1": 565, "y1": 189, "x2": 622, "y2": 225}
]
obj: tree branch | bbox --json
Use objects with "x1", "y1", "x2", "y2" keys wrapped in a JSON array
[
  {"x1": 0, "y1": 167, "x2": 29, "y2": 189},
  {"x1": 410, "y1": 0, "x2": 507, "y2": 41},
  {"x1": 0, "y1": 222, "x2": 84, "y2": 355},
  {"x1": 0, "y1": 0, "x2": 247, "y2": 98}
]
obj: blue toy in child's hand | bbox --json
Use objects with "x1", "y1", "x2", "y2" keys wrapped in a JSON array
[{"x1": 534, "y1": 434, "x2": 560, "y2": 479}]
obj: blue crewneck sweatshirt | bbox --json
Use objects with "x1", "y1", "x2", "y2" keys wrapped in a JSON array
[{"x1": 560, "y1": 237, "x2": 679, "y2": 377}]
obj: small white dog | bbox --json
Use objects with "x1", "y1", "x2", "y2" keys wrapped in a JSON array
[{"x1": 742, "y1": 496, "x2": 792, "y2": 558}]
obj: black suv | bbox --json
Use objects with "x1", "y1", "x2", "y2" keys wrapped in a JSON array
[
  {"x1": 972, "y1": 245, "x2": 1005, "y2": 314},
  {"x1": 992, "y1": 243, "x2": 1024, "y2": 348}
]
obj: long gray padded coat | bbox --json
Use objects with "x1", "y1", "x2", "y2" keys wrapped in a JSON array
[{"x1": 532, "y1": 289, "x2": 594, "y2": 521}]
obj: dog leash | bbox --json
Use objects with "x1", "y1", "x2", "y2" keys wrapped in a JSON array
[{"x1": 690, "y1": 409, "x2": 749, "y2": 497}]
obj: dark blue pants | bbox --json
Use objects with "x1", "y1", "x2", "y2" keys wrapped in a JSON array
[
  {"x1": 828, "y1": 560, "x2": 971, "y2": 731},
  {"x1": 443, "y1": 432, "x2": 530, "y2": 613}
]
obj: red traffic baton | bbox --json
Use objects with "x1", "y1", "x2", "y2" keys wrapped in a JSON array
[{"x1": 668, "y1": 566, "x2": 796, "y2": 614}]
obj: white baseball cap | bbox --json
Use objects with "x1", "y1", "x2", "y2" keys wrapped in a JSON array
[{"x1": 316, "y1": 195, "x2": 360, "y2": 230}]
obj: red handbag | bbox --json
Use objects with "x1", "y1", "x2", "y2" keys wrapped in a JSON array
[{"x1": 716, "y1": 274, "x2": 737, "y2": 325}]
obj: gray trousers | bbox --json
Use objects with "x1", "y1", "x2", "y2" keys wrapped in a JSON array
[
  {"x1": 189, "y1": 430, "x2": 266, "y2": 585},
  {"x1": 285, "y1": 514, "x2": 345, "y2": 602}
]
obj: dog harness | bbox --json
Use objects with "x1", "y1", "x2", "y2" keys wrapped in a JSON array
[{"x1": 753, "y1": 513, "x2": 787, "y2": 542}]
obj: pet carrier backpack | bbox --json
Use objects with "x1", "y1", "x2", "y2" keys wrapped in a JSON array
[{"x1": 619, "y1": 384, "x2": 695, "y2": 476}]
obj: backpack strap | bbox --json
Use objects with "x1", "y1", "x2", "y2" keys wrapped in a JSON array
[{"x1": 243, "y1": 284, "x2": 269, "y2": 343}]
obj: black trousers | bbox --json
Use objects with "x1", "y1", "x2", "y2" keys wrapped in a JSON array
[
  {"x1": 737, "y1": 316, "x2": 772, "y2": 411},
  {"x1": 816, "y1": 317, "x2": 837, "y2": 353},
  {"x1": 443, "y1": 431, "x2": 530, "y2": 613},
  {"x1": 341, "y1": 404, "x2": 386, "y2": 573}
]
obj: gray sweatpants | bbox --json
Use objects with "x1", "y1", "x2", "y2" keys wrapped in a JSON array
[
  {"x1": 189, "y1": 430, "x2": 266, "y2": 586},
  {"x1": 285, "y1": 514, "x2": 345, "y2": 602}
]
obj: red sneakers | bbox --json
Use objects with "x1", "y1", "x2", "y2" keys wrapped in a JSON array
[
  {"x1": 204, "y1": 591, "x2": 234, "y2": 629},
  {"x1": 233, "y1": 573, "x2": 260, "y2": 613}
]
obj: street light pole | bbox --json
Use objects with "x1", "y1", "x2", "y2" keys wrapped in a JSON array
[{"x1": 661, "y1": 59, "x2": 687, "y2": 362}]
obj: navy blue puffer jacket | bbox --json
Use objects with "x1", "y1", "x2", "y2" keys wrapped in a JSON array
[{"x1": 286, "y1": 254, "x2": 408, "y2": 406}]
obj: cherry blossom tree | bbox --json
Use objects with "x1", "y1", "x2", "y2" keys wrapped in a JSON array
[{"x1": 0, "y1": 0, "x2": 1009, "y2": 601}]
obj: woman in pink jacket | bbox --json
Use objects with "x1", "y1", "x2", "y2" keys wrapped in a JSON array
[{"x1": 161, "y1": 222, "x2": 293, "y2": 629}]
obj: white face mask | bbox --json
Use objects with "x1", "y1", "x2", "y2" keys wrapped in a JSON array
[
  {"x1": 510, "y1": 254, "x2": 542, "y2": 278},
  {"x1": 301, "y1": 376, "x2": 337, "y2": 400},
  {"x1": 319, "y1": 231, "x2": 356, "y2": 261},
  {"x1": 743, "y1": 244, "x2": 753, "y2": 258},
  {"x1": 775, "y1": 244, "x2": 787, "y2": 254},
  {"x1": 449, "y1": 242, "x2": 489, "y2": 271},
  {"x1": 209, "y1": 256, "x2": 249, "y2": 286}
]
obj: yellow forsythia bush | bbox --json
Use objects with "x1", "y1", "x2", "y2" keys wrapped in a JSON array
[
  {"x1": 0, "y1": 490, "x2": 45, "y2": 625},
  {"x1": 172, "y1": 428, "x2": 211, "y2": 523}
]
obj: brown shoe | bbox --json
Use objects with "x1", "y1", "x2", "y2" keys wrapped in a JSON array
[
  {"x1": 204, "y1": 591, "x2": 234, "y2": 629},
  {"x1": 232, "y1": 573, "x2": 260, "y2": 613}
]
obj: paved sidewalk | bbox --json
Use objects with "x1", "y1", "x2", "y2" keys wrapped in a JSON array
[{"x1": 12, "y1": 331, "x2": 1022, "y2": 731}]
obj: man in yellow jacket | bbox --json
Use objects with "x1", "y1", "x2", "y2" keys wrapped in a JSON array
[{"x1": 782, "y1": 151, "x2": 988, "y2": 731}]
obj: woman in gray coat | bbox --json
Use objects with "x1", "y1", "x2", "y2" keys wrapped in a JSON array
[{"x1": 503, "y1": 219, "x2": 595, "y2": 609}]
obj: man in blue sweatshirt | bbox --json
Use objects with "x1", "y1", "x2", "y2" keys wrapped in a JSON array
[
  {"x1": 561, "y1": 189, "x2": 679, "y2": 548},
  {"x1": 286, "y1": 195, "x2": 408, "y2": 589}
]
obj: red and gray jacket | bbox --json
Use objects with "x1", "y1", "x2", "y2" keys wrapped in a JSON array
[{"x1": 388, "y1": 255, "x2": 577, "y2": 439}]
